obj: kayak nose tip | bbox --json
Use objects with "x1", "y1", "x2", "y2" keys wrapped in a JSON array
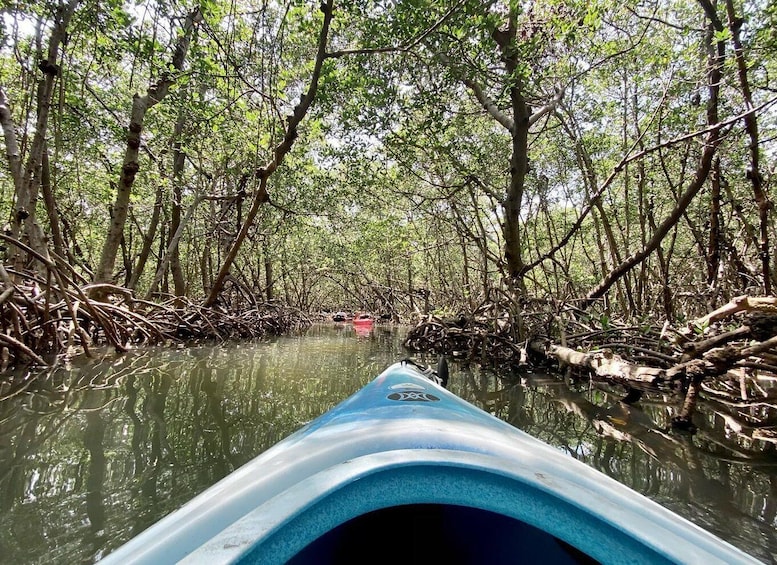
[{"x1": 400, "y1": 357, "x2": 449, "y2": 388}]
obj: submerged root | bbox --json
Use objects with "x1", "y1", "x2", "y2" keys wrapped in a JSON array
[
  {"x1": 404, "y1": 299, "x2": 526, "y2": 367},
  {"x1": 406, "y1": 295, "x2": 777, "y2": 437},
  {"x1": 0, "y1": 258, "x2": 311, "y2": 372}
]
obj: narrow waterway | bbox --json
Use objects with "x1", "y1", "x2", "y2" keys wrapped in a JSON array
[{"x1": 0, "y1": 324, "x2": 774, "y2": 563}]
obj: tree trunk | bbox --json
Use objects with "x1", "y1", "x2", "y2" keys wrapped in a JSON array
[
  {"x1": 127, "y1": 183, "x2": 163, "y2": 290},
  {"x1": 724, "y1": 0, "x2": 771, "y2": 293},
  {"x1": 92, "y1": 7, "x2": 201, "y2": 294},
  {"x1": 7, "y1": 0, "x2": 78, "y2": 266},
  {"x1": 39, "y1": 142, "x2": 67, "y2": 260},
  {"x1": 0, "y1": 87, "x2": 22, "y2": 197},
  {"x1": 170, "y1": 108, "x2": 187, "y2": 297},
  {"x1": 560, "y1": 110, "x2": 626, "y2": 308},
  {"x1": 445, "y1": 17, "x2": 563, "y2": 298},
  {"x1": 707, "y1": 158, "x2": 722, "y2": 286},
  {"x1": 145, "y1": 192, "x2": 204, "y2": 300},
  {"x1": 264, "y1": 249, "x2": 274, "y2": 301},
  {"x1": 492, "y1": 14, "x2": 529, "y2": 296},
  {"x1": 120, "y1": 228, "x2": 132, "y2": 287}
]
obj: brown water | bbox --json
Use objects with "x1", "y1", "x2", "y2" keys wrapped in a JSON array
[{"x1": 0, "y1": 324, "x2": 774, "y2": 563}]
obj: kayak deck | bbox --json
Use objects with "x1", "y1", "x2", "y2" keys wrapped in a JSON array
[{"x1": 101, "y1": 362, "x2": 760, "y2": 565}]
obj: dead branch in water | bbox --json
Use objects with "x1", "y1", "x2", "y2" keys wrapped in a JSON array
[{"x1": 405, "y1": 294, "x2": 777, "y2": 435}]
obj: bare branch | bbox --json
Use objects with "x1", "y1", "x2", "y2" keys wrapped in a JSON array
[{"x1": 528, "y1": 86, "x2": 566, "y2": 127}]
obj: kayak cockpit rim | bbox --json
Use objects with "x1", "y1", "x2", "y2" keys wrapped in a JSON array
[{"x1": 178, "y1": 449, "x2": 746, "y2": 565}]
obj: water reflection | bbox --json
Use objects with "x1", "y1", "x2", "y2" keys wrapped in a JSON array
[
  {"x1": 353, "y1": 323, "x2": 373, "y2": 338},
  {"x1": 0, "y1": 325, "x2": 774, "y2": 563},
  {"x1": 449, "y1": 369, "x2": 777, "y2": 562}
]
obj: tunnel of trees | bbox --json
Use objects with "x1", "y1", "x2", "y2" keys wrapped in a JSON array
[{"x1": 1, "y1": 0, "x2": 776, "y2": 427}]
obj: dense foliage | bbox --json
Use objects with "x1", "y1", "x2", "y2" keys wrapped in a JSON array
[{"x1": 0, "y1": 0, "x2": 774, "y2": 321}]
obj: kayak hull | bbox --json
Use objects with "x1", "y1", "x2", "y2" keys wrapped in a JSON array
[{"x1": 100, "y1": 362, "x2": 760, "y2": 565}]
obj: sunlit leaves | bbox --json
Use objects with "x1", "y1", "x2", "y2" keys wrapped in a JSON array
[{"x1": 0, "y1": 0, "x2": 774, "y2": 309}]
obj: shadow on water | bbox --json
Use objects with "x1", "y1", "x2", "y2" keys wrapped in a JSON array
[{"x1": 0, "y1": 324, "x2": 775, "y2": 563}]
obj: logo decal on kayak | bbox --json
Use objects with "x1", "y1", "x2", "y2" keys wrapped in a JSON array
[{"x1": 387, "y1": 390, "x2": 440, "y2": 402}]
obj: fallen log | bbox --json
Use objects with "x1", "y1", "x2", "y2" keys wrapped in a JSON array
[{"x1": 529, "y1": 340, "x2": 666, "y2": 385}]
